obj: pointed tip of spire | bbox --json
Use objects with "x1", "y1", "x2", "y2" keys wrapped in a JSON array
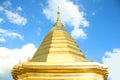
[{"x1": 57, "y1": 6, "x2": 60, "y2": 21}]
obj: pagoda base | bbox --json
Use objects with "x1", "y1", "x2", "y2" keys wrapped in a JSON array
[
  {"x1": 12, "y1": 62, "x2": 108, "y2": 80},
  {"x1": 17, "y1": 73, "x2": 104, "y2": 80}
]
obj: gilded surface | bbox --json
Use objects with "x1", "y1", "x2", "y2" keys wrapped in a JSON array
[
  {"x1": 31, "y1": 17, "x2": 87, "y2": 62},
  {"x1": 11, "y1": 8, "x2": 108, "y2": 80}
]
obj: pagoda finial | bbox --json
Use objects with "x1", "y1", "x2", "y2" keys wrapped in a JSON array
[{"x1": 57, "y1": 6, "x2": 60, "y2": 21}]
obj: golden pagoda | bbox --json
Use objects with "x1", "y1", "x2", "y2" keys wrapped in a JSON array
[{"x1": 11, "y1": 8, "x2": 108, "y2": 80}]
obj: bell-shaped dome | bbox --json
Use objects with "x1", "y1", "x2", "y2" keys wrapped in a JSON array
[{"x1": 31, "y1": 8, "x2": 87, "y2": 63}]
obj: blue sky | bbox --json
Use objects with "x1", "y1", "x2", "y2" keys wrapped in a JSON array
[{"x1": 0, "y1": 0, "x2": 120, "y2": 80}]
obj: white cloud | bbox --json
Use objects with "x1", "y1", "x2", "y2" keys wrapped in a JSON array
[
  {"x1": 102, "y1": 48, "x2": 120, "y2": 80},
  {"x1": 0, "y1": 18, "x2": 4, "y2": 23},
  {"x1": 3, "y1": 0, "x2": 12, "y2": 8},
  {"x1": 5, "y1": 10, "x2": 27, "y2": 25},
  {"x1": 0, "y1": 1, "x2": 27, "y2": 26},
  {"x1": 71, "y1": 28, "x2": 86, "y2": 39},
  {"x1": 0, "y1": 43, "x2": 37, "y2": 80},
  {"x1": 17, "y1": 6, "x2": 23, "y2": 11},
  {"x1": 0, "y1": 28, "x2": 24, "y2": 42},
  {"x1": 43, "y1": 0, "x2": 89, "y2": 39},
  {"x1": 0, "y1": 6, "x2": 4, "y2": 11},
  {"x1": 0, "y1": 38, "x2": 6, "y2": 42}
]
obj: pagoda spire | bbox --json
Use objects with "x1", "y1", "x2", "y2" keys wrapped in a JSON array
[
  {"x1": 57, "y1": 7, "x2": 60, "y2": 21},
  {"x1": 11, "y1": 7, "x2": 108, "y2": 80}
]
